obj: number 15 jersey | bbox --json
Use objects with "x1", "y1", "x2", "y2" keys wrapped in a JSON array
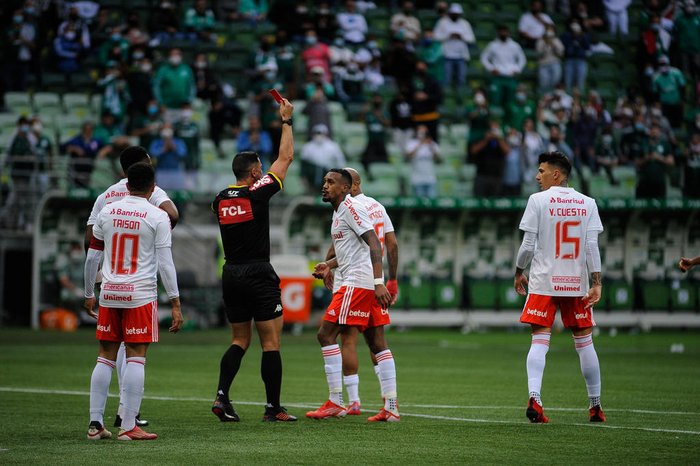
[
  {"x1": 93, "y1": 196, "x2": 172, "y2": 308},
  {"x1": 519, "y1": 186, "x2": 603, "y2": 297}
]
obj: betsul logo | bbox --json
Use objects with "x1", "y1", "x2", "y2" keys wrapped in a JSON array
[{"x1": 282, "y1": 283, "x2": 306, "y2": 312}]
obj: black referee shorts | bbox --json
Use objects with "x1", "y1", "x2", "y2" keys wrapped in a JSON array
[{"x1": 221, "y1": 262, "x2": 282, "y2": 324}]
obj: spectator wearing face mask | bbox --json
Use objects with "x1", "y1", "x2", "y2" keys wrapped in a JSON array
[
  {"x1": 519, "y1": 0, "x2": 555, "y2": 49},
  {"x1": 502, "y1": 128, "x2": 525, "y2": 196},
  {"x1": 389, "y1": 86, "x2": 414, "y2": 153},
  {"x1": 175, "y1": 104, "x2": 201, "y2": 171},
  {"x1": 150, "y1": 0, "x2": 182, "y2": 45},
  {"x1": 304, "y1": 66, "x2": 334, "y2": 139},
  {"x1": 192, "y1": 53, "x2": 219, "y2": 103},
  {"x1": 55, "y1": 241, "x2": 89, "y2": 313},
  {"x1": 98, "y1": 25, "x2": 130, "y2": 68},
  {"x1": 149, "y1": 123, "x2": 187, "y2": 191},
  {"x1": 300, "y1": 124, "x2": 346, "y2": 189},
  {"x1": 506, "y1": 85, "x2": 535, "y2": 134},
  {"x1": 61, "y1": 121, "x2": 110, "y2": 188},
  {"x1": 153, "y1": 48, "x2": 196, "y2": 122},
  {"x1": 560, "y1": 20, "x2": 590, "y2": 93},
  {"x1": 594, "y1": 127, "x2": 619, "y2": 185},
  {"x1": 405, "y1": 124, "x2": 440, "y2": 198},
  {"x1": 652, "y1": 56, "x2": 686, "y2": 128},
  {"x1": 570, "y1": 102, "x2": 601, "y2": 170},
  {"x1": 126, "y1": 54, "x2": 155, "y2": 116},
  {"x1": 5, "y1": 9, "x2": 36, "y2": 91},
  {"x1": 97, "y1": 61, "x2": 130, "y2": 125},
  {"x1": 130, "y1": 99, "x2": 164, "y2": 150},
  {"x1": 239, "y1": 0, "x2": 269, "y2": 25},
  {"x1": 433, "y1": 3, "x2": 475, "y2": 100},
  {"x1": 315, "y1": 2, "x2": 338, "y2": 44},
  {"x1": 480, "y1": 25, "x2": 527, "y2": 109},
  {"x1": 57, "y1": 6, "x2": 91, "y2": 50},
  {"x1": 466, "y1": 90, "x2": 491, "y2": 164},
  {"x1": 471, "y1": 120, "x2": 510, "y2": 197},
  {"x1": 185, "y1": 0, "x2": 217, "y2": 42},
  {"x1": 53, "y1": 23, "x2": 85, "y2": 85},
  {"x1": 361, "y1": 95, "x2": 391, "y2": 171},
  {"x1": 391, "y1": 0, "x2": 422, "y2": 43},
  {"x1": 522, "y1": 117, "x2": 545, "y2": 183},
  {"x1": 237, "y1": 116, "x2": 273, "y2": 169},
  {"x1": 302, "y1": 30, "x2": 331, "y2": 82},
  {"x1": 635, "y1": 123, "x2": 674, "y2": 198},
  {"x1": 337, "y1": 0, "x2": 369, "y2": 46},
  {"x1": 535, "y1": 24, "x2": 564, "y2": 93}
]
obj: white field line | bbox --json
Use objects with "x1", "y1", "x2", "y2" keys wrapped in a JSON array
[{"x1": 1, "y1": 387, "x2": 699, "y2": 436}]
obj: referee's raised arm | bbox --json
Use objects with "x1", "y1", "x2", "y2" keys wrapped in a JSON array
[{"x1": 268, "y1": 99, "x2": 295, "y2": 182}]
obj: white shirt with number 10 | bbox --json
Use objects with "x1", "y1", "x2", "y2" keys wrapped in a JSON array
[
  {"x1": 519, "y1": 186, "x2": 603, "y2": 297},
  {"x1": 93, "y1": 196, "x2": 172, "y2": 308}
]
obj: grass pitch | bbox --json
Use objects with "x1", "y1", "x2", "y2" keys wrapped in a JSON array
[{"x1": 0, "y1": 327, "x2": 699, "y2": 464}]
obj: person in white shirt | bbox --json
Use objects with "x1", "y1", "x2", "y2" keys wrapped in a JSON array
[
  {"x1": 405, "y1": 124, "x2": 440, "y2": 197},
  {"x1": 84, "y1": 162, "x2": 183, "y2": 441},
  {"x1": 314, "y1": 167, "x2": 400, "y2": 416},
  {"x1": 603, "y1": 0, "x2": 631, "y2": 35},
  {"x1": 307, "y1": 169, "x2": 398, "y2": 422},
  {"x1": 336, "y1": 0, "x2": 369, "y2": 45},
  {"x1": 514, "y1": 151, "x2": 605, "y2": 425},
  {"x1": 518, "y1": 0, "x2": 555, "y2": 48},
  {"x1": 480, "y1": 25, "x2": 527, "y2": 109},
  {"x1": 433, "y1": 3, "x2": 475, "y2": 97},
  {"x1": 535, "y1": 24, "x2": 564, "y2": 93},
  {"x1": 390, "y1": 0, "x2": 421, "y2": 43},
  {"x1": 300, "y1": 124, "x2": 346, "y2": 189}
]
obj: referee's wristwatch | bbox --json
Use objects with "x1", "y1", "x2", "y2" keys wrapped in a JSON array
[{"x1": 281, "y1": 118, "x2": 293, "y2": 126}]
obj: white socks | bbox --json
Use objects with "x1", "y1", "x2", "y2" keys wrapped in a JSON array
[
  {"x1": 526, "y1": 332, "x2": 551, "y2": 405},
  {"x1": 574, "y1": 334, "x2": 601, "y2": 406},
  {"x1": 89, "y1": 357, "x2": 115, "y2": 425},
  {"x1": 120, "y1": 357, "x2": 146, "y2": 431},
  {"x1": 322, "y1": 345, "x2": 344, "y2": 406},
  {"x1": 343, "y1": 374, "x2": 360, "y2": 403},
  {"x1": 116, "y1": 343, "x2": 126, "y2": 418},
  {"x1": 376, "y1": 349, "x2": 398, "y2": 411}
]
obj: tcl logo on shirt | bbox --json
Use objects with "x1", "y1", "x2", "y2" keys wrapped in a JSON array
[{"x1": 219, "y1": 198, "x2": 254, "y2": 224}]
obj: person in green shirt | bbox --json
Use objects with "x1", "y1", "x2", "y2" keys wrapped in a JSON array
[
  {"x1": 505, "y1": 85, "x2": 535, "y2": 133},
  {"x1": 175, "y1": 104, "x2": 201, "y2": 171},
  {"x1": 98, "y1": 25, "x2": 130, "y2": 68},
  {"x1": 361, "y1": 94, "x2": 390, "y2": 171},
  {"x1": 466, "y1": 90, "x2": 491, "y2": 164},
  {"x1": 635, "y1": 122, "x2": 674, "y2": 198},
  {"x1": 673, "y1": 1, "x2": 700, "y2": 81},
  {"x1": 652, "y1": 56, "x2": 687, "y2": 128},
  {"x1": 416, "y1": 29, "x2": 444, "y2": 83},
  {"x1": 30, "y1": 116, "x2": 53, "y2": 191},
  {"x1": 184, "y1": 0, "x2": 216, "y2": 43},
  {"x1": 153, "y1": 48, "x2": 196, "y2": 117},
  {"x1": 97, "y1": 62, "x2": 130, "y2": 125},
  {"x1": 94, "y1": 111, "x2": 122, "y2": 145}
]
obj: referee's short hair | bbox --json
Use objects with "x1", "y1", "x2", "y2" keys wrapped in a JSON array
[
  {"x1": 538, "y1": 151, "x2": 571, "y2": 178},
  {"x1": 120, "y1": 146, "x2": 150, "y2": 173},
  {"x1": 232, "y1": 151, "x2": 260, "y2": 179},
  {"x1": 329, "y1": 168, "x2": 353, "y2": 188},
  {"x1": 127, "y1": 162, "x2": 155, "y2": 193}
]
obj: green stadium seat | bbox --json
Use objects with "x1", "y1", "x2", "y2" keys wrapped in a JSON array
[
  {"x1": 90, "y1": 157, "x2": 118, "y2": 191},
  {"x1": 670, "y1": 280, "x2": 697, "y2": 311},
  {"x1": 393, "y1": 281, "x2": 409, "y2": 309},
  {"x1": 33, "y1": 92, "x2": 62, "y2": 114},
  {"x1": 498, "y1": 279, "x2": 525, "y2": 310},
  {"x1": 468, "y1": 278, "x2": 498, "y2": 309},
  {"x1": 406, "y1": 279, "x2": 433, "y2": 309},
  {"x1": 62, "y1": 92, "x2": 92, "y2": 115},
  {"x1": 639, "y1": 279, "x2": 670, "y2": 311},
  {"x1": 54, "y1": 114, "x2": 83, "y2": 142},
  {"x1": 5, "y1": 92, "x2": 32, "y2": 115},
  {"x1": 281, "y1": 173, "x2": 306, "y2": 197},
  {"x1": 434, "y1": 280, "x2": 460, "y2": 308},
  {"x1": 602, "y1": 280, "x2": 633, "y2": 311}
]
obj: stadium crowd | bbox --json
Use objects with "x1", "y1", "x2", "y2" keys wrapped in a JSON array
[{"x1": 1, "y1": 0, "x2": 700, "y2": 230}]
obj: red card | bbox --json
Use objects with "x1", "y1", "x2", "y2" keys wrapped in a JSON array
[{"x1": 268, "y1": 89, "x2": 283, "y2": 103}]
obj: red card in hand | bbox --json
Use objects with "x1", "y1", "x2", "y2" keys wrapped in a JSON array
[{"x1": 268, "y1": 89, "x2": 283, "y2": 103}]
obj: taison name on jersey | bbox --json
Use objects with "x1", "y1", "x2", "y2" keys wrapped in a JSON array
[{"x1": 113, "y1": 219, "x2": 141, "y2": 229}]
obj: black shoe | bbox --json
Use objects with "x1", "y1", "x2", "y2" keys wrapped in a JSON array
[
  {"x1": 212, "y1": 396, "x2": 240, "y2": 422},
  {"x1": 263, "y1": 405, "x2": 297, "y2": 422},
  {"x1": 114, "y1": 413, "x2": 149, "y2": 427}
]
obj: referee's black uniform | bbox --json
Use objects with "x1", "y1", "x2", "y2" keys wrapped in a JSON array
[{"x1": 212, "y1": 172, "x2": 284, "y2": 323}]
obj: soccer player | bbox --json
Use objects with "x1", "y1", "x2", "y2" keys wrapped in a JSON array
[
  {"x1": 514, "y1": 151, "x2": 605, "y2": 423},
  {"x1": 85, "y1": 145, "x2": 180, "y2": 429},
  {"x1": 84, "y1": 162, "x2": 183, "y2": 440},
  {"x1": 313, "y1": 167, "x2": 399, "y2": 415},
  {"x1": 307, "y1": 169, "x2": 399, "y2": 422},
  {"x1": 210, "y1": 98, "x2": 297, "y2": 422}
]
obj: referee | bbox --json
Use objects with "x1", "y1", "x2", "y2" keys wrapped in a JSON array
[{"x1": 211, "y1": 98, "x2": 297, "y2": 422}]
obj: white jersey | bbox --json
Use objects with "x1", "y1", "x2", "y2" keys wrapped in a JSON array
[
  {"x1": 519, "y1": 186, "x2": 603, "y2": 297},
  {"x1": 331, "y1": 194, "x2": 375, "y2": 290},
  {"x1": 334, "y1": 193, "x2": 394, "y2": 292},
  {"x1": 87, "y1": 178, "x2": 171, "y2": 226},
  {"x1": 93, "y1": 196, "x2": 172, "y2": 308}
]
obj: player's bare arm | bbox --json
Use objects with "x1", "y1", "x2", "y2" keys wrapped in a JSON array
[
  {"x1": 514, "y1": 231, "x2": 536, "y2": 296},
  {"x1": 361, "y1": 230, "x2": 391, "y2": 308},
  {"x1": 268, "y1": 98, "x2": 295, "y2": 182},
  {"x1": 159, "y1": 200, "x2": 180, "y2": 228},
  {"x1": 83, "y1": 241, "x2": 104, "y2": 319},
  {"x1": 169, "y1": 297, "x2": 183, "y2": 333},
  {"x1": 679, "y1": 255, "x2": 700, "y2": 272},
  {"x1": 583, "y1": 272, "x2": 602, "y2": 310},
  {"x1": 385, "y1": 232, "x2": 399, "y2": 304}
]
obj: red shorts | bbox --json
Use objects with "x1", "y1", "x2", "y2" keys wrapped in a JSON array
[
  {"x1": 96, "y1": 301, "x2": 159, "y2": 343},
  {"x1": 324, "y1": 286, "x2": 390, "y2": 329},
  {"x1": 520, "y1": 293, "x2": 595, "y2": 329}
]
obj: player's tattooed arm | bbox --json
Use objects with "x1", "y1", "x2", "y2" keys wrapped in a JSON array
[{"x1": 591, "y1": 272, "x2": 602, "y2": 287}]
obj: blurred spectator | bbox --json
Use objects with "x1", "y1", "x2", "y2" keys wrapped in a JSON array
[
  {"x1": 55, "y1": 241, "x2": 87, "y2": 312},
  {"x1": 543, "y1": 124, "x2": 574, "y2": 166},
  {"x1": 5, "y1": 117, "x2": 36, "y2": 229},
  {"x1": 239, "y1": 0, "x2": 269, "y2": 25},
  {"x1": 124, "y1": 11, "x2": 150, "y2": 46},
  {"x1": 30, "y1": 116, "x2": 52, "y2": 192},
  {"x1": 150, "y1": 1, "x2": 182, "y2": 45},
  {"x1": 466, "y1": 90, "x2": 491, "y2": 163},
  {"x1": 682, "y1": 132, "x2": 700, "y2": 197},
  {"x1": 53, "y1": 21, "x2": 85, "y2": 84},
  {"x1": 635, "y1": 123, "x2": 673, "y2": 198},
  {"x1": 594, "y1": 126, "x2": 620, "y2": 184},
  {"x1": 303, "y1": 66, "x2": 334, "y2": 139},
  {"x1": 300, "y1": 124, "x2": 346, "y2": 189},
  {"x1": 570, "y1": 102, "x2": 600, "y2": 169},
  {"x1": 237, "y1": 116, "x2": 273, "y2": 168},
  {"x1": 315, "y1": 2, "x2": 338, "y2": 44},
  {"x1": 561, "y1": 20, "x2": 590, "y2": 93},
  {"x1": 251, "y1": 36, "x2": 277, "y2": 75},
  {"x1": 646, "y1": 101, "x2": 676, "y2": 145},
  {"x1": 302, "y1": 30, "x2": 331, "y2": 82},
  {"x1": 416, "y1": 30, "x2": 443, "y2": 82},
  {"x1": 384, "y1": 37, "x2": 417, "y2": 91},
  {"x1": 126, "y1": 56, "x2": 155, "y2": 116},
  {"x1": 275, "y1": 38, "x2": 298, "y2": 98},
  {"x1": 480, "y1": 25, "x2": 526, "y2": 109},
  {"x1": 192, "y1": 53, "x2": 219, "y2": 103},
  {"x1": 215, "y1": 0, "x2": 240, "y2": 23},
  {"x1": 97, "y1": 62, "x2": 130, "y2": 125},
  {"x1": 149, "y1": 123, "x2": 187, "y2": 191},
  {"x1": 98, "y1": 25, "x2": 130, "y2": 68},
  {"x1": 505, "y1": 85, "x2": 535, "y2": 133},
  {"x1": 175, "y1": 104, "x2": 201, "y2": 171},
  {"x1": 364, "y1": 55, "x2": 385, "y2": 92},
  {"x1": 652, "y1": 56, "x2": 686, "y2": 128},
  {"x1": 93, "y1": 111, "x2": 122, "y2": 145},
  {"x1": 405, "y1": 124, "x2": 440, "y2": 198},
  {"x1": 391, "y1": 1, "x2": 422, "y2": 43},
  {"x1": 336, "y1": 60, "x2": 365, "y2": 105},
  {"x1": 330, "y1": 37, "x2": 354, "y2": 72},
  {"x1": 153, "y1": 48, "x2": 196, "y2": 122},
  {"x1": 361, "y1": 95, "x2": 390, "y2": 171},
  {"x1": 518, "y1": 0, "x2": 555, "y2": 48},
  {"x1": 522, "y1": 117, "x2": 545, "y2": 182},
  {"x1": 337, "y1": 0, "x2": 369, "y2": 45},
  {"x1": 571, "y1": 1, "x2": 605, "y2": 31},
  {"x1": 471, "y1": 120, "x2": 509, "y2": 197},
  {"x1": 673, "y1": 1, "x2": 700, "y2": 83},
  {"x1": 535, "y1": 24, "x2": 564, "y2": 93},
  {"x1": 184, "y1": 0, "x2": 216, "y2": 43},
  {"x1": 638, "y1": 14, "x2": 671, "y2": 98},
  {"x1": 389, "y1": 86, "x2": 414, "y2": 152},
  {"x1": 502, "y1": 127, "x2": 525, "y2": 196},
  {"x1": 687, "y1": 93, "x2": 700, "y2": 134},
  {"x1": 410, "y1": 60, "x2": 442, "y2": 141},
  {"x1": 603, "y1": 0, "x2": 631, "y2": 36},
  {"x1": 57, "y1": 6, "x2": 90, "y2": 50},
  {"x1": 269, "y1": 2, "x2": 311, "y2": 43},
  {"x1": 130, "y1": 99, "x2": 164, "y2": 151},
  {"x1": 61, "y1": 121, "x2": 109, "y2": 188},
  {"x1": 209, "y1": 85, "x2": 243, "y2": 156},
  {"x1": 433, "y1": 3, "x2": 475, "y2": 99},
  {"x1": 5, "y1": 8, "x2": 36, "y2": 91}
]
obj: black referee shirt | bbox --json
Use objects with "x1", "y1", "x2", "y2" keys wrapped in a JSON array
[{"x1": 212, "y1": 172, "x2": 282, "y2": 264}]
